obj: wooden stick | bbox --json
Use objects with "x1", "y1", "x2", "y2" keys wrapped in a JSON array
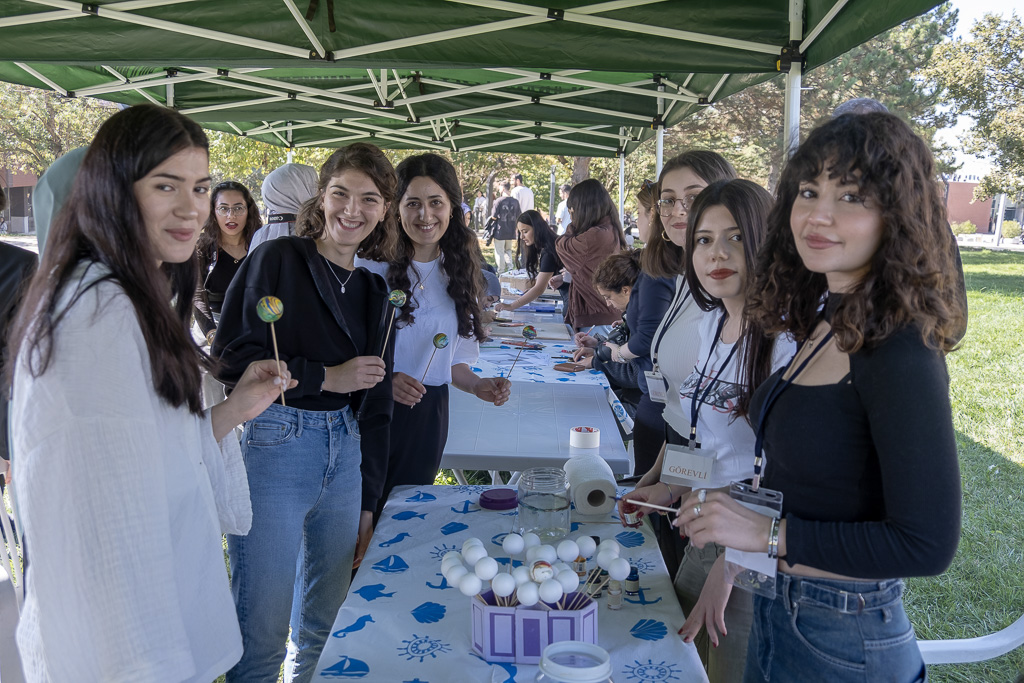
[
  {"x1": 505, "y1": 347, "x2": 525, "y2": 381},
  {"x1": 380, "y1": 309, "x2": 397, "y2": 360},
  {"x1": 420, "y1": 346, "x2": 439, "y2": 385},
  {"x1": 614, "y1": 495, "x2": 678, "y2": 515},
  {"x1": 270, "y1": 322, "x2": 286, "y2": 407}
]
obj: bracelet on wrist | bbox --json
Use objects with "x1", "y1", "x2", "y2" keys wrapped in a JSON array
[{"x1": 767, "y1": 516, "x2": 781, "y2": 559}]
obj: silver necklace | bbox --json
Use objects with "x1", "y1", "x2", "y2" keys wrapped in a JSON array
[
  {"x1": 323, "y1": 255, "x2": 356, "y2": 294},
  {"x1": 414, "y1": 257, "x2": 440, "y2": 290}
]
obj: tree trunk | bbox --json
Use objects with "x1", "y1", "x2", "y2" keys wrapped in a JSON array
[
  {"x1": 571, "y1": 157, "x2": 591, "y2": 185},
  {"x1": 485, "y1": 170, "x2": 497, "y2": 217}
]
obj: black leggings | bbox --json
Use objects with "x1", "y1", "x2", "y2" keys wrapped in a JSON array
[
  {"x1": 631, "y1": 392, "x2": 666, "y2": 479},
  {"x1": 377, "y1": 384, "x2": 450, "y2": 515}
]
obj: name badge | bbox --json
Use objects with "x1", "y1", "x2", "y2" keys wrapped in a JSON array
[
  {"x1": 644, "y1": 370, "x2": 668, "y2": 403},
  {"x1": 724, "y1": 482, "x2": 783, "y2": 598},
  {"x1": 661, "y1": 443, "x2": 714, "y2": 486}
]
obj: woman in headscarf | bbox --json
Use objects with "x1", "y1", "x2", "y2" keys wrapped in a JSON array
[{"x1": 249, "y1": 163, "x2": 318, "y2": 251}]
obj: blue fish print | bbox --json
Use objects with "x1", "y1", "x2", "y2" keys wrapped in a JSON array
[
  {"x1": 616, "y1": 530, "x2": 645, "y2": 548},
  {"x1": 411, "y1": 602, "x2": 446, "y2": 624},
  {"x1": 354, "y1": 583, "x2": 395, "y2": 601},
  {"x1": 321, "y1": 655, "x2": 370, "y2": 678},
  {"x1": 372, "y1": 555, "x2": 409, "y2": 574},
  {"x1": 440, "y1": 521, "x2": 468, "y2": 535},
  {"x1": 425, "y1": 573, "x2": 451, "y2": 590},
  {"x1": 378, "y1": 532, "x2": 411, "y2": 548},
  {"x1": 450, "y1": 500, "x2": 480, "y2": 514},
  {"x1": 391, "y1": 510, "x2": 426, "y2": 521},
  {"x1": 332, "y1": 614, "x2": 374, "y2": 638},
  {"x1": 405, "y1": 491, "x2": 436, "y2": 503},
  {"x1": 630, "y1": 618, "x2": 668, "y2": 641},
  {"x1": 494, "y1": 663, "x2": 517, "y2": 682}
]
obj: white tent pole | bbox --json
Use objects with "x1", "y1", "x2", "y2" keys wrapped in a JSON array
[
  {"x1": 618, "y1": 153, "x2": 625, "y2": 223},
  {"x1": 655, "y1": 84, "x2": 664, "y2": 176},
  {"x1": 783, "y1": 0, "x2": 805, "y2": 158},
  {"x1": 287, "y1": 125, "x2": 294, "y2": 163}
]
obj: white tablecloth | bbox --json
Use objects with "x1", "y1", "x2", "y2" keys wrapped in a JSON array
[{"x1": 314, "y1": 485, "x2": 708, "y2": 682}]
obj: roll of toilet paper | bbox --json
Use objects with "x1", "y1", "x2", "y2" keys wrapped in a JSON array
[
  {"x1": 563, "y1": 453, "x2": 617, "y2": 516},
  {"x1": 569, "y1": 426, "x2": 600, "y2": 448}
]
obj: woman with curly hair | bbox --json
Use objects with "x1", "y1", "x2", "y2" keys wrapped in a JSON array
[
  {"x1": 494, "y1": 209, "x2": 565, "y2": 313},
  {"x1": 357, "y1": 153, "x2": 511, "y2": 505},
  {"x1": 213, "y1": 142, "x2": 399, "y2": 682},
  {"x1": 193, "y1": 180, "x2": 261, "y2": 342},
  {"x1": 674, "y1": 113, "x2": 963, "y2": 682}
]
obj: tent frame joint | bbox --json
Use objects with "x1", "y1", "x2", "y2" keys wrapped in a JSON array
[
  {"x1": 546, "y1": 8, "x2": 564, "y2": 20},
  {"x1": 777, "y1": 40, "x2": 805, "y2": 74},
  {"x1": 81, "y1": 4, "x2": 99, "y2": 15}
]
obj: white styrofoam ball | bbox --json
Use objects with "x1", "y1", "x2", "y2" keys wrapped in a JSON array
[
  {"x1": 552, "y1": 562, "x2": 571, "y2": 574},
  {"x1": 522, "y1": 532, "x2": 541, "y2": 548},
  {"x1": 445, "y1": 563, "x2": 469, "y2": 584},
  {"x1": 442, "y1": 551, "x2": 463, "y2": 564},
  {"x1": 596, "y1": 549, "x2": 618, "y2": 570},
  {"x1": 511, "y1": 565, "x2": 532, "y2": 585},
  {"x1": 525, "y1": 546, "x2": 541, "y2": 563},
  {"x1": 539, "y1": 578, "x2": 564, "y2": 604},
  {"x1": 463, "y1": 545, "x2": 488, "y2": 566},
  {"x1": 491, "y1": 572, "x2": 516, "y2": 598},
  {"x1": 535, "y1": 545, "x2": 557, "y2": 564},
  {"x1": 459, "y1": 573, "x2": 483, "y2": 596},
  {"x1": 516, "y1": 581, "x2": 539, "y2": 606},
  {"x1": 474, "y1": 556, "x2": 499, "y2": 581},
  {"x1": 556, "y1": 569, "x2": 580, "y2": 594},
  {"x1": 441, "y1": 556, "x2": 463, "y2": 574},
  {"x1": 462, "y1": 537, "x2": 484, "y2": 553},
  {"x1": 575, "y1": 536, "x2": 597, "y2": 558},
  {"x1": 556, "y1": 539, "x2": 581, "y2": 563},
  {"x1": 608, "y1": 557, "x2": 631, "y2": 581},
  {"x1": 597, "y1": 539, "x2": 620, "y2": 557},
  {"x1": 501, "y1": 533, "x2": 525, "y2": 555}
]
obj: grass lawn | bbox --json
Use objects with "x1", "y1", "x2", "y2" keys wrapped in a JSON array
[{"x1": 904, "y1": 249, "x2": 1024, "y2": 682}]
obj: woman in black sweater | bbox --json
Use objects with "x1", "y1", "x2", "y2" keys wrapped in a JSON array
[
  {"x1": 674, "y1": 113, "x2": 964, "y2": 682},
  {"x1": 213, "y1": 143, "x2": 398, "y2": 682}
]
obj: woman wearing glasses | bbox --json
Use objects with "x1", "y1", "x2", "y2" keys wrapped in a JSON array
[{"x1": 194, "y1": 181, "x2": 261, "y2": 342}]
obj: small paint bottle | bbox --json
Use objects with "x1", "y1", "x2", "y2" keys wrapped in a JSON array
[
  {"x1": 606, "y1": 580, "x2": 622, "y2": 610},
  {"x1": 573, "y1": 554, "x2": 587, "y2": 578},
  {"x1": 624, "y1": 566, "x2": 640, "y2": 596}
]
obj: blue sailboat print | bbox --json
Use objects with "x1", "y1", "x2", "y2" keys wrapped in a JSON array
[
  {"x1": 405, "y1": 491, "x2": 437, "y2": 502},
  {"x1": 321, "y1": 655, "x2": 370, "y2": 678},
  {"x1": 372, "y1": 555, "x2": 410, "y2": 574}
]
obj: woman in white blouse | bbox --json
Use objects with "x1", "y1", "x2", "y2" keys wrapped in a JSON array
[
  {"x1": 7, "y1": 104, "x2": 293, "y2": 683},
  {"x1": 357, "y1": 154, "x2": 510, "y2": 506}
]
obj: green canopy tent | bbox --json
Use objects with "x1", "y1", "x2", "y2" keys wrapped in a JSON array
[{"x1": 0, "y1": 0, "x2": 942, "y2": 163}]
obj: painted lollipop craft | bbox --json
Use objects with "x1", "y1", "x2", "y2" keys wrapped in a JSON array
[
  {"x1": 256, "y1": 295, "x2": 286, "y2": 406},
  {"x1": 380, "y1": 289, "x2": 407, "y2": 359},
  {"x1": 505, "y1": 325, "x2": 537, "y2": 381},
  {"x1": 419, "y1": 332, "x2": 450, "y2": 384}
]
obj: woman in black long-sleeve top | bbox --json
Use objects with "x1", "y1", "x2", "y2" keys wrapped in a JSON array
[
  {"x1": 674, "y1": 113, "x2": 964, "y2": 683},
  {"x1": 213, "y1": 143, "x2": 398, "y2": 683}
]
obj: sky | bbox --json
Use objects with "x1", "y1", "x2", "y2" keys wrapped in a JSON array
[{"x1": 936, "y1": 0, "x2": 1020, "y2": 177}]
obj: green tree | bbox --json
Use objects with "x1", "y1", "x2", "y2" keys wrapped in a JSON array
[
  {"x1": 928, "y1": 12, "x2": 1024, "y2": 198},
  {"x1": 0, "y1": 83, "x2": 116, "y2": 176}
]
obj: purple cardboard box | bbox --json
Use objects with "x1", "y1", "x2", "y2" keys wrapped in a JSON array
[{"x1": 470, "y1": 591, "x2": 599, "y2": 664}]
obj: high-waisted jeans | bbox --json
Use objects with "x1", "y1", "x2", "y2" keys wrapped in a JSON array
[
  {"x1": 744, "y1": 573, "x2": 926, "y2": 683},
  {"x1": 226, "y1": 403, "x2": 362, "y2": 683}
]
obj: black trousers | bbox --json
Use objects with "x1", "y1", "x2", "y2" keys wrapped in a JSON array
[
  {"x1": 631, "y1": 392, "x2": 666, "y2": 479},
  {"x1": 377, "y1": 384, "x2": 450, "y2": 516}
]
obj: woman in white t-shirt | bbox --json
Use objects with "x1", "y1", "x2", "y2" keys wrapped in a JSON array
[
  {"x1": 357, "y1": 154, "x2": 510, "y2": 508},
  {"x1": 619, "y1": 179, "x2": 794, "y2": 683}
]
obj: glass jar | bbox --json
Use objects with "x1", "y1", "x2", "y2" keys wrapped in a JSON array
[
  {"x1": 535, "y1": 641, "x2": 613, "y2": 682},
  {"x1": 517, "y1": 467, "x2": 571, "y2": 543}
]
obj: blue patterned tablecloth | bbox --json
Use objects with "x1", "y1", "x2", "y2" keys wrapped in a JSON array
[
  {"x1": 474, "y1": 342, "x2": 609, "y2": 388},
  {"x1": 314, "y1": 485, "x2": 707, "y2": 683}
]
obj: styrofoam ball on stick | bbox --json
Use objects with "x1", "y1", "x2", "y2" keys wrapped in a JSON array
[
  {"x1": 459, "y1": 574, "x2": 483, "y2": 596},
  {"x1": 596, "y1": 549, "x2": 618, "y2": 570},
  {"x1": 474, "y1": 556, "x2": 499, "y2": 581},
  {"x1": 511, "y1": 566, "x2": 532, "y2": 585},
  {"x1": 442, "y1": 551, "x2": 463, "y2": 565},
  {"x1": 516, "y1": 581, "x2": 540, "y2": 606},
  {"x1": 556, "y1": 539, "x2": 580, "y2": 563},
  {"x1": 445, "y1": 564, "x2": 468, "y2": 585},
  {"x1": 502, "y1": 533, "x2": 525, "y2": 555},
  {"x1": 522, "y1": 532, "x2": 541, "y2": 549},
  {"x1": 552, "y1": 562, "x2": 571, "y2": 574},
  {"x1": 539, "y1": 578, "x2": 564, "y2": 604},
  {"x1": 463, "y1": 545, "x2": 488, "y2": 566},
  {"x1": 441, "y1": 556, "x2": 463, "y2": 573},
  {"x1": 525, "y1": 546, "x2": 541, "y2": 564},
  {"x1": 597, "y1": 539, "x2": 620, "y2": 556},
  {"x1": 608, "y1": 557, "x2": 632, "y2": 581},
  {"x1": 575, "y1": 536, "x2": 597, "y2": 559},
  {"x1": 535, "y1": 545, "x2": 557, "y2": 564},
  {"x1": 462, "y1": 537, "x2": 484, "y2": 553},
  {"x1": 491, "y1": 572, "x2": 516, "y2": 598},
  {"x1": 556, "y1": 569, "x2": 580, "y2": 593}
]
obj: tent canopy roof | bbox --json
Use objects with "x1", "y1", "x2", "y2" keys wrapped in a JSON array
[{"x1": 0, "y1": 0, "x2": 940, "y2": 156}]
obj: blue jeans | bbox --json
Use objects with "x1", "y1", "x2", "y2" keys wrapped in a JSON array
[
  {"x1": 744, "y1": 573, "x2": 926, "y2": 683},
  {"x1": 226, "y1": 403, "x2": 362, "y2": 683}
]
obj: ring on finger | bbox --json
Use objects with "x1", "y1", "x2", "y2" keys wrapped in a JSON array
[
  {"x1": 693, "y1": 504, "x2": 702, "y2": 517},
  {"x1": 697, "y1": 489, "x2": 707, "y2": 504}
]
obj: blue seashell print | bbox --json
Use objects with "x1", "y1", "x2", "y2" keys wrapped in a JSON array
[
  {"x1": 630, "y1": 618, "x2": 668, "y2": 641},
  {"x1": 372, "y1": 555, "x2": 409, "y2": 574},
  {"x1": 616, "y1": 530, "x2": 645, "y2": 548},
  {"x1": 392, "y1": 510, "x2": 426, "y2": 521},
  {"x1": 321, "y1": 655, "x2": 370, "y2": 677},
  {"x1": 405, "y1": 491, "x2": 437, "y2": 502},
  {"x1": 411, "y1": 601, "x2": 447, "y2": 624},
  {"x1": 440, "y1": 521, "x2": 468, "y2": 535}
]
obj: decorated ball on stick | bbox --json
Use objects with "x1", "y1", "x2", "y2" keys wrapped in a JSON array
[
  {"x1": 388, "y1": 289, "x2": 408, "y2": 307},
  {"x1": 433, "y1": 332, "x2": 450, "y2": 349},
  {"x1": 256, "y1": 295, "x2": 283, "y2": 323},
  {"x1": 522, "y1": 324, "x2": 538, "y2": 340}
]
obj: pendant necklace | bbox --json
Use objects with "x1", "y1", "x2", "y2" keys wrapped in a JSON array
[
  {"x1": 323, "y1": 255, "x2": 356, "y2": 294},
  {"x1": 414, "y1": 257, "x2": 440, "y2": 290}
]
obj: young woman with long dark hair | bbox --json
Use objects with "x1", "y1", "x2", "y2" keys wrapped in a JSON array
[
  {"x1": 494, "y1": 209, "x2": 565, "y2": 314},
  {"x1": 357, "y1": 153, "x2": 510, "y2": 506},
  {"x1": 9, "y1": 104, "x2": 292, "y2": 682},
  {"x1": 214, "y1": 143, "x2": 399, "y2": 682},
  {"x1": 674, "y1": 113, "x2": 963, "y2": 682},
  {"x1": 193, "y1": 180, "x2": 261, "y2": 340}
]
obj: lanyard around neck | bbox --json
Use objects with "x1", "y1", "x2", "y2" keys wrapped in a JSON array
[
  {"x1": 651, "y1": 283, "x2": 692, "y2": 369},
  {"x1": 687, "y1": 312, "x2": 740, "y2": 444},
  {"x1": 751, "y1": 328, "x2": 834, "y2": 489}
]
